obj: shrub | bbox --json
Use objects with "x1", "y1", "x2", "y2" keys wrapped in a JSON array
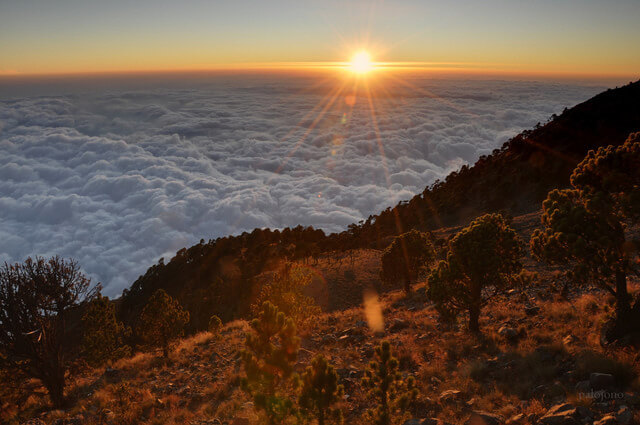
[
  {"x1": 299, "y1": 354, "x2": 344, "y2": 425},
  {"x1": 82, "y1": 294, "x2": 131, "y2": 366},
  {"x1": 252, "y1": 262, "x2": 320, "y2": 328},
  {"x1": 241, "y1": 301, "x2": 300, "y2": 425},
  {"x1": 137, "y1": 289, "x2": 189, "y2": 358},
  {"x1": 208, "y1": 315, "x2": 223, "y2": 335},
  {"x1": 427, "y1": 213, "x2": 524, "y2": 332},
  {"x1": 362, "y1": 341, "x2": 418, "y2": 425},
  {"x1": 380, "y1": 230, "x2": 436, "y2": 294},
  {"x1": 0, "y1": 256, "x2": 98, "y2": 407}
]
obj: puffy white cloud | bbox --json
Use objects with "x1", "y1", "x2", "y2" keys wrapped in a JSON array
[{"x1": 0, "y1": 75, "x2": 603, "y2": 295}]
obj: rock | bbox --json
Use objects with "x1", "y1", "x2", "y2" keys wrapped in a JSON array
[
  {"x1": 525, "y1": 306, "x2": 540, "y2": 316},
  {"x1": 439, "y1": 389, "x2": 463, "y2": 403},
  {"x1": 590, "y1": 373, "x2": 615, "y2": 390},
  {"x1": 464, "y1": 410, "x2": 505, "y2": 425},
  {"x1": 616, "y1": 406, "x2": 632, "y2": 425},
  {"x1": 575, "y1": 380, "x2": 591, "y2": 392},
  {"x1": 498, "y1": 326, "x2": 519, "y2": 340},
  {"x1": 539, "y1": 403, "x2": 579, "y2": 425},
  {"x1": 593, "y1": 415, "x2": 617, "y2": 425},
  {"x1": 53, "y1": 417, "x2": 83, "y2": 425},
  {"x1": 390, "y1": 318, "x2": 409, "y2": 331},
  {"x1": 506, "y1": 414, "x2": 525, "y2": 424},
  {"x1": 103, "y1": 367, "x2": 121, "y2": 383},
  {"x1": 575, "y1": 406, "x2": 594, "y2": 420}
]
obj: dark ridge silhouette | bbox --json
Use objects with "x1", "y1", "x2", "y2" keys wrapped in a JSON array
[{"x1": 119, "y1": 80, "x2": 640, "y2": 331}]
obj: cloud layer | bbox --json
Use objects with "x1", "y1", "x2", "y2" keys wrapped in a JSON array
[{"x1": 0, "y1": 75, "x2": 603, "y2": 295}]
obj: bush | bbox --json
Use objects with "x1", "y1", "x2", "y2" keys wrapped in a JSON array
[
  {"x1": 82, "y1": 294, "x2": 131, "y2": 366},
  {"x1": 241, "y1": 301, "x2": 300, "y2": 425},
  {"x1": 299, "y1": 354, "x2": 344, "y2": 425},
  {"x1": 208, "y1": 315, "x2": 223, "y2": 335},
  {"x1": 362, "y1": 341, "x2": 418, "y2": 425},
  {"x1": 0, "y1": 256, "x2": 97, "y2": 407},
  {"x1": 380, "y1": 230, "x2": 436, "y2": 294},
  {"x1": 252, "y1": 262, "x2": 320, "y2": 328},
  {"x1": 137, "y1": 289, "x2": 189, "y2": 358}
]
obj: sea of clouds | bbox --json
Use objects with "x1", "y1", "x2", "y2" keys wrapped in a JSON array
[{"x1": 0, "y1": 74, "x2": 605, "y2": 295}]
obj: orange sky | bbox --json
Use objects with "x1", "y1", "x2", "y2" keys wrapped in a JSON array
[{"x1": 1, "y1": 0, "x2": 639, "y2": 79}]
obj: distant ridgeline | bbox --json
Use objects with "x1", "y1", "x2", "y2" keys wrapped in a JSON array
[{"x1": 119, "y1": 80, "x2": 640, "y2": 332}]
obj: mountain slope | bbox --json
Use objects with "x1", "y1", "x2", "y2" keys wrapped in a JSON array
[{"x1": 118, "y1": 80, "x2": 640, "y2": 331}]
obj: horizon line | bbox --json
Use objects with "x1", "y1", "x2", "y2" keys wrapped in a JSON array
[{"x1": 1, "y1": 62, "x2": 639, "y2": 82}]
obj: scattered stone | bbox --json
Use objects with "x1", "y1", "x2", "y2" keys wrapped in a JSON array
[
  {"x1": 590, "y1": 373, "x2": 615, "y2": 390},
  {"x1": 506, "y1": 414, "x2": 525, "y2": 425},
  {"x1": 593, "y1": 415, "x2": 617, "y2": 425},
  {"x1": 498, "y1": 326, "x2": 519, "y2": 341},
  {"x1": 525, "y1": 306, "x2": 540, "y2": 316},
  {"x1": 464, "y1": 410, "x2": 505, "y2": 425},
  {"x1": 390, "y1": 318, "x2": 409, "y2": 332},
  {"x1": 439, "y1": 389, "x2": 463, "y2": 403},
  {"x1": 575, "y1": 406, "x2": 594, "y2": 420},
  {"x1": 103, "y1": 367, "x2": 121, "y2": 383},
  {"x1": 616, "y1": 406, "x2": 632, "y2": 425},
  {"x1": 539, "y1": 403, "x2": 579, "y2": 425}
]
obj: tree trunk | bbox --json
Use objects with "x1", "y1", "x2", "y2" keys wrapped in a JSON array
[
  {"x1": 44, "y1": 371, "x2": 66, "y2": 408},
  {"x1": 469, "y1": 304, "x2": 480, "y2": 333},
  {"x1": 614, "y1": 268, "x2": 631, "y2": 328}
]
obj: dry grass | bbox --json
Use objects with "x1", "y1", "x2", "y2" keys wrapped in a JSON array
[{"x1": 3, "y1": 273, "x2": 640, "y2": 425}]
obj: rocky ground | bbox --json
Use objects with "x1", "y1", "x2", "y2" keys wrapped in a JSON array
[{"x1": 4, "y1": 275, "x2": 639, "y2": 425}]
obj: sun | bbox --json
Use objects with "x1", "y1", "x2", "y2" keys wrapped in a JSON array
[{"x1": 349, "y1": 51, "x2": 374, "y2": 74}]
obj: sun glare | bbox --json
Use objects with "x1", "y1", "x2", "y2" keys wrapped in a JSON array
[{"x1": 349, "y1": 51, "x2": 374, "y2": 74}]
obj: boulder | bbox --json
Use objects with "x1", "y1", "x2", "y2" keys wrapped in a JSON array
[
  {"x1": 465, "y1": 410, "x2": 505, "y2": 425},
  {"x1": 616, "y1": 406, "x2": 632, "y2": 425},
  {"x1": 575, "y1": 380, "x2": 591, "y2": 393},
  {"x1": 593, "y1": 415, "x2": 617, "y2": 425},
  {"x1": 439, "y1": 389, "x2": 463, "y2": 403},
  {"x1": 525, "y1": 306, "x2": 540, "y2": 316},
  {"x1": 539, "y1": 403, "x2": 579, "y2": 425},
  {"x1": 498, "y1": 326, "x2": 519, "y2": 340},
  {"x1": 590, "y1": 373, "x2": 615, "y2": 390}
]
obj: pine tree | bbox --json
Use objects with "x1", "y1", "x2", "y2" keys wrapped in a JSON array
[
  {"x1": 427, "y1": 213, "x2": 524, "y2": 332},
  {"x1": 241, "y1": 301, "x2": 300, "y2": 425},
  {"x1": 362, "y1": 341, "x2": 417, "y2": 425},
  {"x1": 82, "y1": 294, "x2": 131, "y2": 366},
  {"x1": 299, "y1": 354, "x2": 343, "y2": 425},
  {"x1": 531, "y1": 133, "x2": 640, "y2": 339},
  {"x1": 380, "y1": 230, "x2": 436, "y2": 294},
  {"x1": 138, "y1": 289, "x2": 189, "y2": 358}
]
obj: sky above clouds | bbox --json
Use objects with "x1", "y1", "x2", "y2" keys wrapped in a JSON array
[
  {"x1": 0, "y1": 74, "x2": 606, "y2": 295},
  {"x1": 1, "y1": 0, "x2": 639, "y2": 77}
]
